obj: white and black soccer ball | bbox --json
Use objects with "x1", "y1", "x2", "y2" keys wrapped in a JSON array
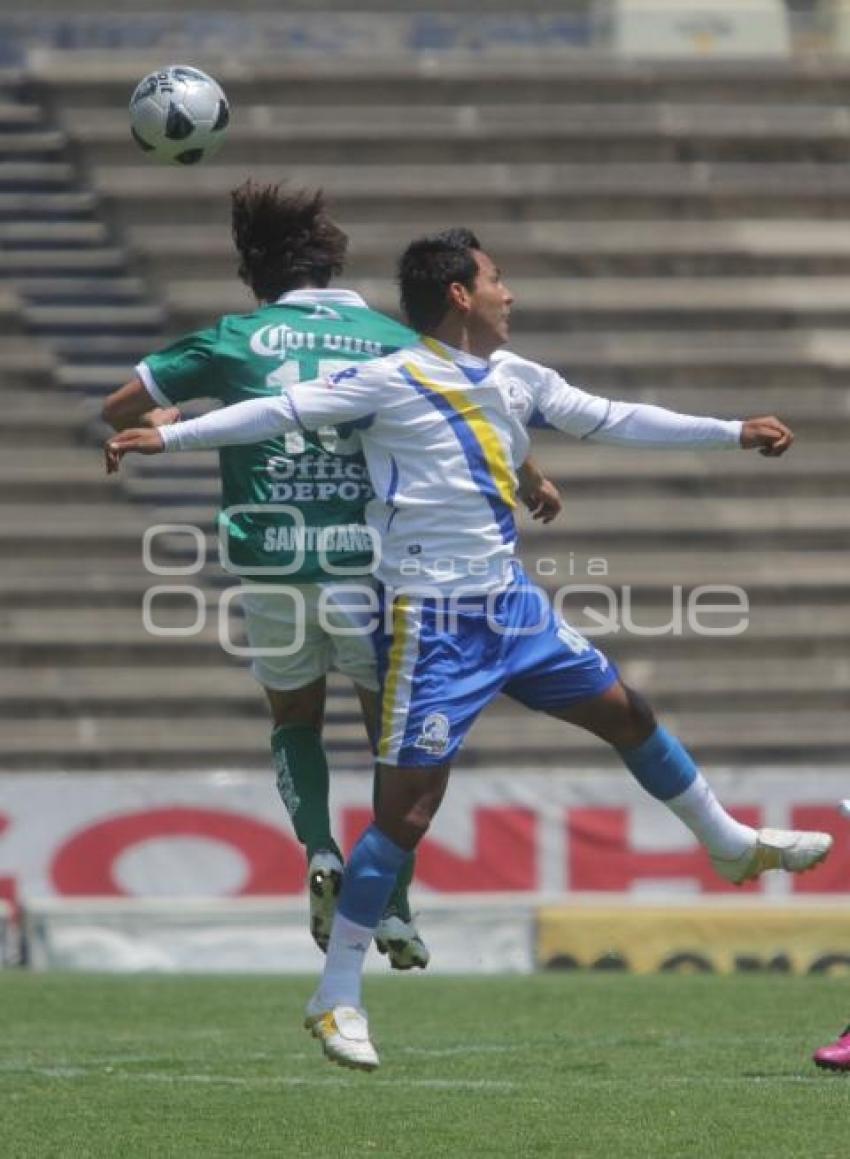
[{"x1": 129, "y1": 65, "x2": 229, "y2": 165}]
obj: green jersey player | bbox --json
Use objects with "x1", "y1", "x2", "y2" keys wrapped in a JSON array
[{"x1": 102, "y1": 182, "x2": 427, "y2": 965}]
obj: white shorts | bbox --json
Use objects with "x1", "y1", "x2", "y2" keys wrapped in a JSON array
[{"x1": 239, "y1": 580, "x2": 379, "y2": 692}]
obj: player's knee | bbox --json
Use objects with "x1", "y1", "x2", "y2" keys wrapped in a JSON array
[
  {"x1": 374, "y1": 764, "x2": 449, "y2": 850},
  {"x1": 375, "y1": 795, "x2": 437, "y2": 851},
  {"x1": 401, "y1": 816, "x2": 432, "y2": 850},
  {"x1": 265, "y1": 681, "x2": 326, "y2": 731},
  {"x1": 375, "y1": 816, "x2": 428, "y2": 851},
  {"x1": 270, "y1": 708, "x2": 323, "y2": 732},
  {"x1": 622, "y1": 685, "x2": 656, "y2": 746}
]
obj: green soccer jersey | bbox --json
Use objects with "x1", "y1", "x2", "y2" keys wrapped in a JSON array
[{"x1": 139, "y1": 289, "x2": 415, "y2": 582}]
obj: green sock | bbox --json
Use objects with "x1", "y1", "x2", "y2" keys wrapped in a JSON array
[
  {"x1": 271, "y1": 724, "x2": 341, "y2": 862},
  {"x1": 372, "y1": 769, "x2": 416, "y2": 921}
]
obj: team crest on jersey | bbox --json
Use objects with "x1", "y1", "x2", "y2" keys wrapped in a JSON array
[
  {"x1": 414, "y1": 712, "x2": 450, "y2": 756},
  {"x1": 306, "y1": 304, "x2": 342, "y2": 320},
  {"x1": 502, "y1": 378, "x2": 528, "y2": 415}
]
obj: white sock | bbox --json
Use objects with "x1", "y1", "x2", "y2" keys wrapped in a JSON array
[
  {"x1": 314, "y1": 912, "x2": 374, "y2": 1011},
  {"x1": 665, "y1": 772, "x2": 755, "y2": 859}
]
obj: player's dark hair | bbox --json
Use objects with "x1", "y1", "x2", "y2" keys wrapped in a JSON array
[
  {"x1": 231, "y1": 181, "x2": 348, "y2": 302},
  {"x1": 397, "y1": 227, "x2": 482, "y2": 332}
]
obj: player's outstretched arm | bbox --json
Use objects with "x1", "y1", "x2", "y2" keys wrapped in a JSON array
[
  {"x1": 739, "y1": 415, "x2": 794, "y2": 457},
  {"x1": 586, "y1": 403, "x2": 795, "y2": 455},
  {"x1": 104, "y1": 392, "x2": 299, "y2": 473},
  {"x1": 104, "y1": 367, "x2": 382, "y2": 472},
  {"x1": 529, "y1": 365, "x2": 795, "y2": 454},
  {"x1": 101, "y1": 377, "x2": 182, "y2": 432}
]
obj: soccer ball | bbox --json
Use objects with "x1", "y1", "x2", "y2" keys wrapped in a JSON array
[{"x1": 129, "y1": 65, "x2": 229, "y2": 165}]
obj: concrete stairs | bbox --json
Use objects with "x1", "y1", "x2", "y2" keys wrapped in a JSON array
[{"x1": 0, "y1": 55, "x2": 846, "y2": 769}]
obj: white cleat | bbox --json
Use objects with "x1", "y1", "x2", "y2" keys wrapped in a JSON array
[
  {"x1": 375, "y1": 914, "x2": 431, "y2": 971},
  {"x1": 304, "y1": 998, "x2": 379, "y2": 1071},
  {"x1": 711, "y1": 828, "x2": 833, "y2": 886},
  {"x1": 307, "y1": 850, "x2": 343, "y2": 953}
]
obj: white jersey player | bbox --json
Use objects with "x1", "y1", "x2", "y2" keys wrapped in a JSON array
[{"x1": 107, "y1": 227, "x2": 832, "y2": 1073}]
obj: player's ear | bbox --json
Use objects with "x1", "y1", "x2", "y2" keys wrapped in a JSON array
[{"x1": 447, "y1": 280, "x2": 472, "y2": 313}]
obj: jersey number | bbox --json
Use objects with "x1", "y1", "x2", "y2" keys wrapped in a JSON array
[{"x1": 266, "y1": 358, "x2": 354, "y2": 455}]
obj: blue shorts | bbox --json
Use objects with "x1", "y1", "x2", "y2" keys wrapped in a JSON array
[{"x1": 374, "y1": 566, "x2": 618, "y2": 767}]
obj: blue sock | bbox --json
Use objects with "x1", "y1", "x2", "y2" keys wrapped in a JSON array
[
  {"x1": 337, "y1": 824, "x2": 410, "y2": 929},
  {"x1": 618, "y1": 725, "x2": 698, "y2": 802}
]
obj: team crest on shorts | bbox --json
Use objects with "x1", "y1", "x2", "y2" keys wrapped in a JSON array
[{"x1": 414, "y1": 712, "x2": 450, "y2": 755}]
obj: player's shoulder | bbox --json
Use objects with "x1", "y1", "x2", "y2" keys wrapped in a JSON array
[
  {"x1": 490, "y1": 348, "x2": 560, "y2": 408},
  {"x1": 491, "y1": 348, "x2": 554, "y2": 384},
  {"x1": 210, "y1": 308, "x2": 268, "y2": 343}
]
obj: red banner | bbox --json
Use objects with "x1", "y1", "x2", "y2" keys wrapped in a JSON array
[{"x1": 0, "y1": 770, "x2": 847, "y2": 901}]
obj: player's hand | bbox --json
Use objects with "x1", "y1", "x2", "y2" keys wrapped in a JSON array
[
  {"x1": 141, "y1": 406, "x2": 182, "y2": 428},
  {"x1": 104, "y1": 428, "x2": 165, "y2": 473},
  {"x1": 523, "y1": 477, "x2": 562, "y2": 523},
  {"x1": 740, "y1": 415, "x2": 794, "y2": 457}
]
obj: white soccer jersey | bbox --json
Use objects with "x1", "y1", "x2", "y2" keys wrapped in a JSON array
[
  {"x1": 289, "y1": 336, "x2": 528, "y2": 593},
  {"x1": 160, "y1": 336, "x2": 742, "y2": 594}
]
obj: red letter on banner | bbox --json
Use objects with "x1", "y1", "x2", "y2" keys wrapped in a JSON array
[
  {"x1": 342, "y1": 806, "x2": 537, "y2": 891},
  {"x1": 791, "y1": 807, "x2": 848, "y2": 893},
  {"x1": 51, "y1": 808, "x2": 303, "y2": 896},
  {"x1": 568, "y1": 807, "x2": 761, "y2": 893},
  {"x1": 0, "y1": 814, "x2": 17, "y2": 917}
]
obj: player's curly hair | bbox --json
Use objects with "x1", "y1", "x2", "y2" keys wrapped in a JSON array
[
  {"x1": 397, "y1": 227, "x2": 481, "y2": 331},
  {"x1": 231, "y1": 180, "x2": 349, "y2": 302}
]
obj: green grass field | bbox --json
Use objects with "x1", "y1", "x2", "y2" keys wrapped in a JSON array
[{"x1": 1, "y1": 972, "x2": 847, "y2": 1158}]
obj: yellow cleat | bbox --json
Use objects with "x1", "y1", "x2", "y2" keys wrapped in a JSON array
[{"x1": 304, "y1": 1000, "x2": 379, "y2": 1071}]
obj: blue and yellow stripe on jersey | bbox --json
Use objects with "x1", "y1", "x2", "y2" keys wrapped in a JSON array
[{"x1": 399, "y1": 346, "x2": 517, "y2": 545}]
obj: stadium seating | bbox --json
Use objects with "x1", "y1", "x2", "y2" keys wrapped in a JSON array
[{"x1": 1, "y1": 47, "x2": 849, "y2": 769}]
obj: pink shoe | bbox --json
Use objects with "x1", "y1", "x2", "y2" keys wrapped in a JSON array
[{"x1": 813, "y1": 1025, "x2": 850, "y2": 1072}]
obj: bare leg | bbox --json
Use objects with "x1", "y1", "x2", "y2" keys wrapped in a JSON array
[
  {"x1": 351, "y1": 683, "x2": 378, "y2": 750},
  {"x1": 548, "y1": 679, "x2": 656, "y2": 747},
  {"x1": 265, "y1": 676, "x2": 326, "y2": 731},
  {"x1": 374, "y1": 762, "x2": 452, "y2": 850}
]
